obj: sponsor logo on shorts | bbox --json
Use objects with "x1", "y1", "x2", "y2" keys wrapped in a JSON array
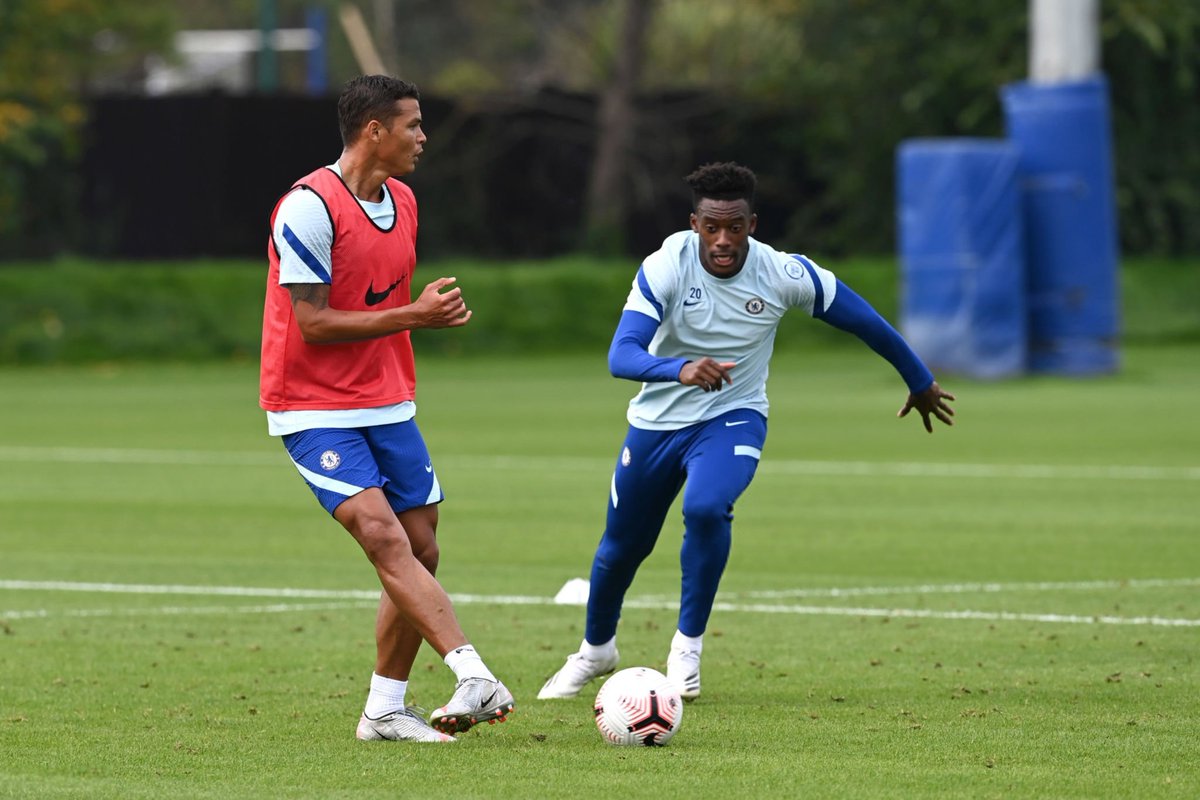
[
  {"x1": 319, "y1": 450, "x2": 341, "y2": 471},
  {"x1": 621, "y1": 447, "x2": 631, "y2": 467}
]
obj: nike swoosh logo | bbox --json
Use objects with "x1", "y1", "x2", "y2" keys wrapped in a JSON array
[
  {"x1": 724, "y1": 420, "x2": 749, "y2": 427},
  {"x1": 683, "y1": 300, "x2": 701, "y2": 307},
  {"x1": 480, "y1": 690, "x2": 497, "y2": 708},
  {"x1": 365, "y1": 277, "x2": 403, "y2": 306},
  {"x1": 425, "y1": 463, "x2": 433, "y2": 473}
]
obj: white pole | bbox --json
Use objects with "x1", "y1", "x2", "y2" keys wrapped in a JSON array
[{"x1": 1029, "y1": 0, "x2": 1099, "y2": 83}]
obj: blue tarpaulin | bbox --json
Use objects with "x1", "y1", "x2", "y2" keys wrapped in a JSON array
[
  {"x1": 1002, "y1": 76, "x2": 1121, "y2": 374},
  {"x1": 897, "y1": 139, "x2": 1026, "y2": 379}
]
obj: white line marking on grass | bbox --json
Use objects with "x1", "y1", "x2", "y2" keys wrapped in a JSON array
[
  {"x1": 0, "y1": 446, "x2": 282, "y2": 467},
  {"x1": 736, "y1": 577, "x2": 1200, "y2": 600},
  {"x1": 2, "y1": 446, "x2": 1197, "y2": 481},
  {"x1": 760, "y1": 460, "x2": 1200, "y2": 481},
  {"x1": 2, "y1": 579, "x2": 1197, "y2": 628},
  {"x1": 433, "y1": 455, "x2": 1200, "y2": 482},
  {"x1": 0, "y1": 580, "x2": 380, "y2": 599},
  {"x1": 5, "y1": 597, "x2": 1196, "y2": 628},
  {"x1": 0, "y1": 601, "x2": 378, "y2": 620},
  {"x1": 703, "y1": 603, "x2": 1200, "y2": 627}
]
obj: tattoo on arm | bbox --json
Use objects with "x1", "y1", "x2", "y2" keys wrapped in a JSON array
[{"x1": 287, "y1": 283, "x2": 330, "y2": 311}]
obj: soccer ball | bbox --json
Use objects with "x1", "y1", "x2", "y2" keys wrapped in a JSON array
[{"x1": 593, "y1": 667, "x2": 683, "y2": 746}]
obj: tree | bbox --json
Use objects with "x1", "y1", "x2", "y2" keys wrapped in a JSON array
[
  {"x1": 0, "y1": 0, "x2": 174, "y2": 255},
  {"x1": 1103, "y1": 0, "x2": 1200, "y2": 254},
  {"x1": 584, "y1": 0, "x2": 654, "y2": 253}
]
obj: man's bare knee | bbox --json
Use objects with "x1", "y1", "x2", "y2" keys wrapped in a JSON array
[
  {"x1": 397, "y1": 504, "x2": 440, "y2": 573},
  {"x1": 414, "y1": 540, "x2": 440, "y2": 573},
  {"x1": 347, "y1": 515, "x2": 413, "y2": 566}
]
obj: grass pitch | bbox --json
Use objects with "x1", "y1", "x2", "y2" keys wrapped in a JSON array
[{"x1": 1, "y1": 345, "x2": 1198, "y2": 799}]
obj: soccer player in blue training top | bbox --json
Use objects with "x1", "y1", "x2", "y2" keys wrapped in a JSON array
[{"x1": 538, "y1": 161, "x2": 955, "y2": 702}]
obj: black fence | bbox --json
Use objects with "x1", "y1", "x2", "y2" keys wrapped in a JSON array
[{"x1": 79, "y1": 90, "x2": 806, "y2": 262}]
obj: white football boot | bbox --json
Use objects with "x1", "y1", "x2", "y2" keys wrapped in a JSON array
[
  {"x1": 537, "y1": 650, "x2": 620, "y2": 699},
  {"x1": 356, "y1": 707, "x2": 456, "y2": 742},
  {"x1": 428, "y1": 678, "x2": 515, "y2": 734},
  {"x1": 666, "y1": 646, "x2": 701, "y2": 700}
]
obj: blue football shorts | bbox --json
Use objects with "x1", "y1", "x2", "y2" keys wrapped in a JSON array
[
  {"x1": 280, "y1": 420, "x2": 444, "y2": 516},
  {"x1": 608, "y1": 408, "x2": 769, "y2": 525}
]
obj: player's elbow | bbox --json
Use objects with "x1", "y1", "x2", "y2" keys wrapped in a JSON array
[
  {"x1": 292, "y1": 304, "x2": 345, "y2": 344},
  {"x1": 294, "y1": 320, "x2": 324, "y2": 343},
  {"x1": 608, "y1": 341, "x2": 638, "y2": 380},
  {"x1": 607, "y1": 340, "x2": 625, "y2": 378},
  {"x1": 294, "y1": 318, "x2": 341, "y2": 344}
]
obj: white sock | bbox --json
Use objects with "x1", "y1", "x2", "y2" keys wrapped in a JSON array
[
  {"x1": 580, "y1": 637, "x2": 616, "y2": 661},
  {"x1": 671, "y1": 630, "x2": 703, "y2": 654},
  {"x1": 363, "y1": 672, "x2": 407, "y2": 719},
  {"x1": 443, "y1": 644, "x2": 497, "y2": 682}
]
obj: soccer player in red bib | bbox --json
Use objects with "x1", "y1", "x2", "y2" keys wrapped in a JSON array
[{"x1": 260, "y1": 75, "x2": 513, "y2": 742}]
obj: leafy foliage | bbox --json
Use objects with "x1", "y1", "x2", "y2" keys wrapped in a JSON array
[
  {"x1": 773, "y1": 0, "x2": 1027, "y2": 253},
  {"x1": 635, "y1": 0, "x2": 1200, "y2": 255},
  {"x1": 3, "y1": 1, "x2": 1200, "y2": 256},
  {"x1": 1104, "y1": 0, "x2": 1200, "y2": 254},
  {"x1": 632, "y1": 0, "x2": 1028, "y2": 254},
  {"x1": 0, "y1": 0, "x2": 174, "y2": 254}
]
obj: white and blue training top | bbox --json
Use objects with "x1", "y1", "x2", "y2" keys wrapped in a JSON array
[{"x1": 610, "y1": 230, "x2": 933, "y2": 431}]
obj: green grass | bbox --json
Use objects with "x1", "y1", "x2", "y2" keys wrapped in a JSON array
[{"x1": 1, "y1": 345, "x2": 1198, "y2": 798}]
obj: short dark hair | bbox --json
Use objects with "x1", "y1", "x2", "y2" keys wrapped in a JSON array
[
  {"x1": 685, "y1": 162, "x2": 757, "y2": 211},
  {"x1": 337, "y1": 75, "x2": 421, "y2": 146}
]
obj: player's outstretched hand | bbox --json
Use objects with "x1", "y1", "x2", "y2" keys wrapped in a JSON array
[
  {"x1": 679, "y1": 358, "x2": 737, "y2": 393},
  {"x1": 898, "y1": 381, "x2": 956, "y2": 433},
  {"x1": 412, "y1": 277, "x2": 472, "y2": 328}
]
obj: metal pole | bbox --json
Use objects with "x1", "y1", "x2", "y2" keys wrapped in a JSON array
[
  {"x1": 1029, "y1": 0, "x2": 1099, "y2": 83},
  {"x1": 258, "y1": 0, "x2": 279, "y2": 92}
]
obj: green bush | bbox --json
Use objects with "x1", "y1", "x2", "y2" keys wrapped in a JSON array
[{"x1": 0, "y1": 256, "x2": 1194, "y2": 365}]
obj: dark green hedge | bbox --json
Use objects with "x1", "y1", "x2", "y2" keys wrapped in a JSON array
[
  {"x1": 0, "y1": 256, "x2": 646, "y2": 364},
  {"x1": 0, "y1": 256, "x2": 1194, "y2": 365}
]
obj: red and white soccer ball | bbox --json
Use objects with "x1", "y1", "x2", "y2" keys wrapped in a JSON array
[{"x1": 593, "y1": 667, "x2": 683, "y2": 746}]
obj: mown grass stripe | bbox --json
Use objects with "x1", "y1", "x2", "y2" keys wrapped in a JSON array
[{"x1": 2, "y1": 446, "x2": 1196, "y2": 481}]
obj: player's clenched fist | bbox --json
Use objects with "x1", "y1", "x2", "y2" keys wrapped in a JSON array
[
  {"x1": 679, "y1": 358, "x2": 737, "y2": 392},
  {"x1": 413, "y1": 277, "x2": 472, "y2": 328}
]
